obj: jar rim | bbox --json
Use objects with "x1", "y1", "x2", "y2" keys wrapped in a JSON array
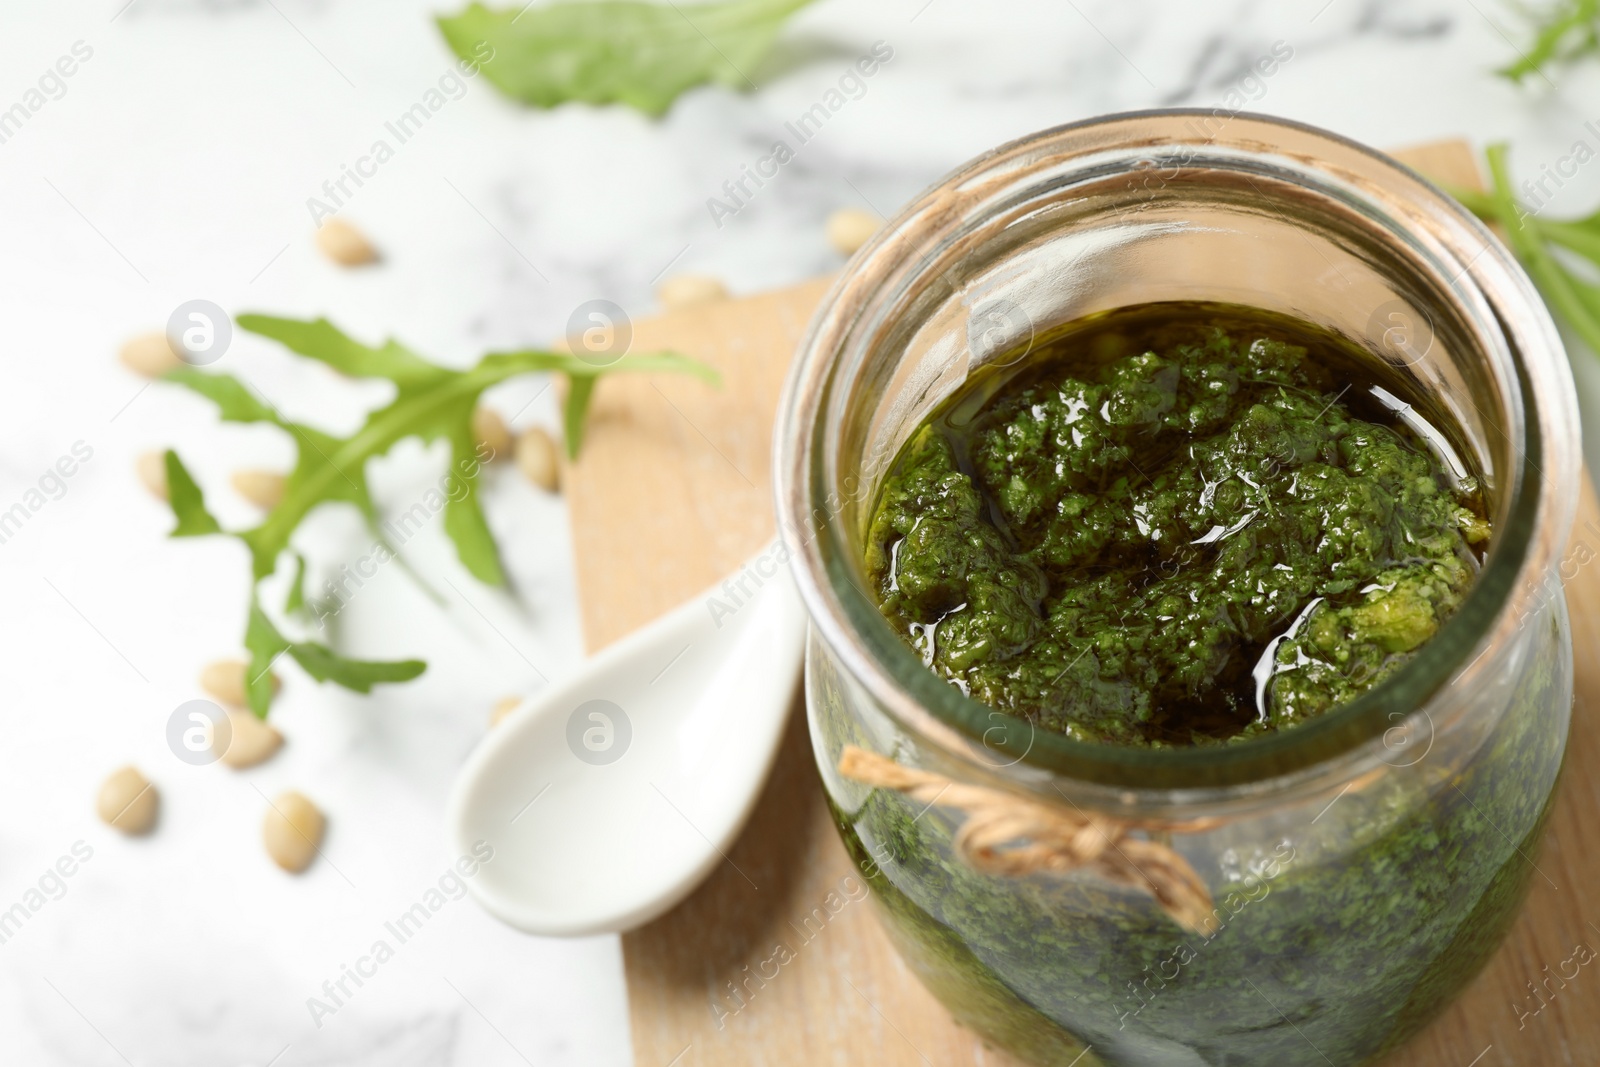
[{"x1": 773, "y1": 110, "x2": 1579, "y2": 792}]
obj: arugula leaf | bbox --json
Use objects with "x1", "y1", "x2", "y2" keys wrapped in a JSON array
[
  {"x1": 159, "y1": 315, "x2": 717, "y2": 716},
  {"x1": 172, "y1": 319, "x2": 716, "y2": 586},
  {"x1": 235, "y1": 315, "x2": 445, "y2": 386},
  {"x1": 1498, "y1": 0, "x2": 1600, "y2": 83},
  {"x1": 1440, "y1": 144, "x2": 1600, "y2": 357},
  {"x1": 243, "y1": 600, "x2": 286, "y2": 716},
  {"x1": 164, "y1": 370, "x2": 279, "y2": 423},
  {"x1": 563, "y1": 375, "x2": 599, "y2": 460},
  {"x1": 285, "y1": 552, "x2": 308, "y2": 615},
  {"x1": 438, "y1": 0, "x2": 815, "y2": 116},
  {"x1": 163, "y1": 451, "x2": 222, "y2": 537},
  {"x1": 245, "y1": 598, "x2": 425, "y2": 718}
]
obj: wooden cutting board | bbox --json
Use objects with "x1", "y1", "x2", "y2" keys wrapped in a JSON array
[{"x1": 563, "y1": 140, "x2": 1600, "y2": 1067}]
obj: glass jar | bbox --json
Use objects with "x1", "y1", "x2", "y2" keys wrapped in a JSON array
[{"x1": 774, "y1": 112, "x2": 1579, "y2": 1067}]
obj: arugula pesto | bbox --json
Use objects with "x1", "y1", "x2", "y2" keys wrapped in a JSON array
[
  {"x1": 821, "y1": 615, "x2": 1566, "y2": 1066},
  {"x1": 866, "y1": 303, "x2": 1488, "y2": 745}
]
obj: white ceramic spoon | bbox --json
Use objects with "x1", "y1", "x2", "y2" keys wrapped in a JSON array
[{"x1": 447, "y1": 542, "x2": 806, "y2": 936}]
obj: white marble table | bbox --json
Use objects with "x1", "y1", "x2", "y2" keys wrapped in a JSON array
[{"x1": 2, "y1": 1, "x2": 1598, "y2": 1063}]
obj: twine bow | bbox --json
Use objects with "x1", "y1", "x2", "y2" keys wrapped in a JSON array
[{"x1": 838, "y1": 745, "x2": 1221, "y2": 935}]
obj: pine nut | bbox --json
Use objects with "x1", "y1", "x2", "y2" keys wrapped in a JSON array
[
  {"x1": 97, "y1": 766, "x2": 158, "y2": 835},
  {"x1": 473, "y1": 407, "x2": 512, "y2": 461},
  {"x1": 516, "y1": 426, "x2": 561, "y2": 492},
  {"x1": 136, "y1": 450, "x2": 169, "y2": 500},
  {"x1": 231, "y1": 469, "x2": 286, "y2": 509},
  {"x1": 200, "y1": 658, "x2": 278, "y2": 708},
  {"x1": 119, "y1": 332, "x2": 182, "y2": 377},
  {"x1": 826, "y1": 208, "x2": 880, "y2": 255},
  {"x1": 217, "y1": 708, "x2": 284, "y2": 768},
  {"x1": 490, "y1": 694, "x2": 521, "y2": 727},
  {"x1": 262, "y1": 791, "x2": 325, "y2": 873},
  {"x1": 657, "y1": 274, "x2": 729, "y2": 311},
  {"x1": 315, "y1": 218, "x2": 379, "y2": 267}
]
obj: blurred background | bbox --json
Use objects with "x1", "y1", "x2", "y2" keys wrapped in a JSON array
[{"x1": 3, "y1": 1, "x2": 1600, "y2": 1063}]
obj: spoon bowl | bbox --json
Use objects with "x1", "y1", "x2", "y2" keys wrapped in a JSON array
[{"x1": 448, "y1": 544, "x2": 806, "y2": 936}]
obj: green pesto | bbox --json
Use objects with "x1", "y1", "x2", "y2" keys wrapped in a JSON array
[
  {"x1": 814, "y1": 605, "x2": 1569, "y2": 1067},
  {"x1": 866, "y1": 303, "x2": 1490, "y2": 745},
  {"x1": 827, "y1": 303, "x2": 1569, "y2": 1065}
]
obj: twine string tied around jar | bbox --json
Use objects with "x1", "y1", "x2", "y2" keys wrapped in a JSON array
[{"x1": 838, "y1": 745, "x2": 1222, "y2": 936}]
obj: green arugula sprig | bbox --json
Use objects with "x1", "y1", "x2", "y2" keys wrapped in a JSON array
[
  {"x1": 438, "y1": 0, "x2": 815, "y2": 116},
  {"x1": 159, "y1": 314, "x2": 717, "y2": 717},
  {"x1": 1498, "y1": 0, "x2": 1600, "y2": 83},
  {"x1": 1441, "y1": 143, "x2": 1600, "y2": 356}
]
